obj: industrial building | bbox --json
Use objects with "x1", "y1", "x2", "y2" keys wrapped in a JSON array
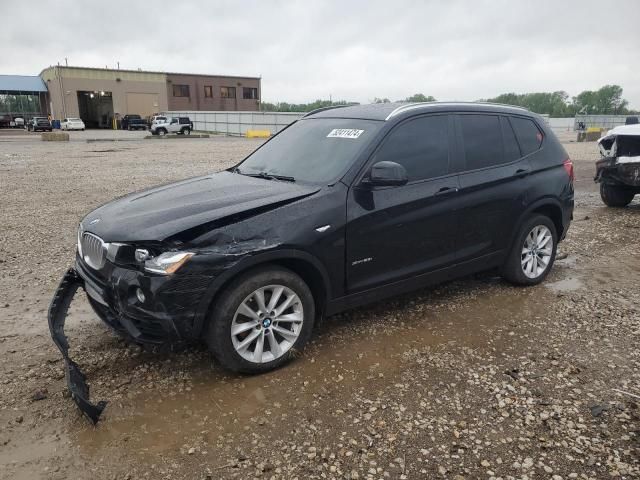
[
  {"x1": 0, "y1": 66, "x2": 261, "y2": 128},
  {"x1": 0, "y1": 75, "x2": 49, "y2": 127}
]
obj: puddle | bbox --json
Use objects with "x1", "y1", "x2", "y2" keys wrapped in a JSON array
[
  {"x1": 73, "y1": 283, "x2": 543, "y2": 461},
  {"x1": 546, "y1": 276, "x2": 584, "y2": 293}
]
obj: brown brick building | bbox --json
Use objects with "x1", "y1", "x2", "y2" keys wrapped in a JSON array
[{"x1": 166, "y1": 73, "x2": 260, "y2": 111}]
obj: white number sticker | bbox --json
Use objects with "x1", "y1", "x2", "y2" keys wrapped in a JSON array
[{"x1": 327, "y1": 128, "x2": 364, "y2": 139}]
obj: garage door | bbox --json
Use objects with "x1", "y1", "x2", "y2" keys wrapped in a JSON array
[{"x1": 125, "y1": 93, "x2": 159, "y2": 117}]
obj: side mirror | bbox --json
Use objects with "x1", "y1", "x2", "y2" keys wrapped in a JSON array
[{"x1": 365, "y1": 161, "x2": 408, "y2": 187}]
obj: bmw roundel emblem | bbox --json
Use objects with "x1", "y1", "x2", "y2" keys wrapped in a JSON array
[{"x1": 89, "y1": 218, "x2": 101, "y2": 226}]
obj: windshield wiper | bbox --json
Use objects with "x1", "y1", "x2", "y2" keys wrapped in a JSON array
[{"x1": 234, "y1": 168, "x2": 295, "y2": 182}]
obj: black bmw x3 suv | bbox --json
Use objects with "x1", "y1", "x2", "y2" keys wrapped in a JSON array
[{"x1": 50, "y1": 102, "x2": 573, "y2": 416}]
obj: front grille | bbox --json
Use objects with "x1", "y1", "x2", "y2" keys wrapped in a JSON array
[{"x1": 81, "y1": 232, "x2": 107, "y2": 270}]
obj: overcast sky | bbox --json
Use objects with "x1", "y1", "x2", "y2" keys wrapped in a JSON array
[{"x1": 3, "y1": 0, "x2": 640, "y2": 107}]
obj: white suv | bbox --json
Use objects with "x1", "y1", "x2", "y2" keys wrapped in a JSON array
[{"x1": 150, "y1": 116, "x2": 192, "y2": 136}]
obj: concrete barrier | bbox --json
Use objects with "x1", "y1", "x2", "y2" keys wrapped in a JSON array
[
  {"x1": 246, "y1": 130, "x2": 271, "y2": 138},
  {"x1": 144, "y1": 134, "x2": 210, "y2": 140},
  {"x1": 41, "y1": 132, "x2": 69, "y2": 141}
]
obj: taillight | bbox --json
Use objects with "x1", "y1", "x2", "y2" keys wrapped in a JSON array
[{"x1": 563, "y1": 158, "x2": 574, "y2": 182}]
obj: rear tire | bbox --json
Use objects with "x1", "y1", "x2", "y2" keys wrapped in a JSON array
[
  {"x1": 181, "y1": 127, "x2": 191, "y2": 135},
  {"x1": 502, "y1": 214, "x2": 557, "y2": 286},
  {"x1": 205, "y1": 266, "x2": 315, "y2": 374},
  {"x1": 600, "y1": 183, "x2": 635, "y2": 207}
]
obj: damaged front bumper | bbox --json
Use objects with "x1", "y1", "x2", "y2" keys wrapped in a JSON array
[
  {"x1": 595, "y1": 157, "x2": 640, "y2": 187},
  {"x1": 48, "y1": 268, "x2": 107, "y2": 423},
  {"x1": 48, "y1": 259, "x2": 215, "y2": 423}
]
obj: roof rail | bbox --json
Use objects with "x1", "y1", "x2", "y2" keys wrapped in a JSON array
[
  {"x1": 385, "y1": 102, "x2": 430, "y2": 120},
  {"x1": 303, "y1": 104, "x2": 350, "y2": 118},
  {"x1": 385, "y1": 101, "x2": 529, "y2": 121}
]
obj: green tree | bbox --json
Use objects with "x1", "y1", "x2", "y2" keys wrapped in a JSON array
[
  {"x1": 260, "y1": 99, "x2": 358, "y2": 112},
  {"x1": 573, "y1": 85, "x2": 628, "y2": 114},
  {"x1": 483, "y1": 91, "x2": 573, "y2": 117},
  {"x1": 373, "y1": 97, "x2": 391, "y2": 104},
  {"x1": 404, "y1": 93, "x2": 436, "y2": 102}
]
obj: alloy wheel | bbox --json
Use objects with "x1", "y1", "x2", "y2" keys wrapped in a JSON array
[
  {"x1": 231, "y1": 285, "x2": 304, "y2": 363},
  {"x1": 521, "y1": 225, "x2": 553, "y2": 279}
]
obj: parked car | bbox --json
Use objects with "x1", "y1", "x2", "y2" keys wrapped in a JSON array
[
  {"x1": 9, "y1": 117, "x2": 25, "y2": 128},
  {"x1": 49, "y1": 102, "x2": 574, "y2": 421},
  {"x1": 150, "y1": 116, "x2": 192, "y2": 135},
  {"x1": 122, "y1": 114, "x2": 147, "y2": 131},
  {"x1": 595, "y1": 124, "x2": 640, "y2": 207},
  {"x1": 27, "y1": 117, "x2": 52, "y2": 132},
  {"x1": 150, "y1": 114, "x2": 166, "y2": 125},
  {"x1": 61, "y1": 117, "x2": 86, "y2": 131},
  {"x1": 0, "y1": 114, "x2": 11, "y2": 128}
]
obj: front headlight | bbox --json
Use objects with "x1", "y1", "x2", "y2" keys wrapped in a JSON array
[
  {"x1": 77, "y1": 224, "x2": 84, "y2": 258},
  {"x1": 144, "y1": 251, "x2": 194, "y2": 275}
]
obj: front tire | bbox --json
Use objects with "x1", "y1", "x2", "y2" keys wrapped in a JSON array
[
  {"x1": 158, "y1": 128, "x2": 167, "y2": 136},
  {"x1": 600, "y1": 183, "x2": 635, "y2": 207},
  {"x1": 502, "y1": 214, "x2": 557, "y2": 286},
  {"x1": 205, "y1": 266, "x2": 315, "y2": 374}
]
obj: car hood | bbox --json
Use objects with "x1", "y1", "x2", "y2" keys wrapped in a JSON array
[{"x1": 83, "y1": 171, "x2": 320, "y2": 243}]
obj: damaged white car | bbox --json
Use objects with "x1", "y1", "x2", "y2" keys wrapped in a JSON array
[{"x1": 596, "y1": 124, "x2": 640, "y2": 207}]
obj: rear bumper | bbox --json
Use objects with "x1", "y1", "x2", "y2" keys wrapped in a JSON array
[{"x1": 560, "y1": 195, "x2": 574, "y2": 241}]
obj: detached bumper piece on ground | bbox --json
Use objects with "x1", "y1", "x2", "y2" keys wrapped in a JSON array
[{"x1": 48, "y1": 268, "x2": 107, "y2": 424}]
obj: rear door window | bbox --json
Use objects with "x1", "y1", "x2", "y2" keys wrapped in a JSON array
[
  {"x1": 510, "y1": 117, "x2": 543, "y2": 156},
  {"x1": 374, "y1": 115, "x2": 450, "y2": 182},
  {"x1": 460, "y1": 114, "x2": 504, "y2": 170}
]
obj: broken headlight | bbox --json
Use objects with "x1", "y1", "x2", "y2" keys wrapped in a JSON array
[{"x1": 143, "y1": 251, "x2": 194, "y2": 275}]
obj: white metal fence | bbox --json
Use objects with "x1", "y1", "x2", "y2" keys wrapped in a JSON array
[
  {"x1": 165, "y1": 111, "x2": 303, "y2": 136},
  {"x1": 573, "y1": 114, "x2": 637, "y2": 131},
  {"x1": 164, "y1": 111, "x2": 638, "y2": 137}
]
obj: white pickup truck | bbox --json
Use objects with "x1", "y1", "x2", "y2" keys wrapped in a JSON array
[{"x1": 150, "y1": 116, "x2": 193, "y2": 136}]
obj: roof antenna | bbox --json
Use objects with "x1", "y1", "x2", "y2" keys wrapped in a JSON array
[
  {"x1": 117, "y1": 61, "x2": 120, "y2": 69},
  {"x1": 65, "y1": 57, "x2": 68, "y2": 66}
]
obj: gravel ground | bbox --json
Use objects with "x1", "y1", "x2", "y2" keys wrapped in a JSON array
[{"x1": 0, "y1": 129, "x2": 638, "y2": 480}]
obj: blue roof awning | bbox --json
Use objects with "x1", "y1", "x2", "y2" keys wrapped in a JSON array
[{"x1": 0, "y1": 75, "x2": 48, "y2": 93}]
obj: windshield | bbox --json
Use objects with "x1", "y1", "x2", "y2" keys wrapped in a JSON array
[{"x1": 237, "y1": 118, "x2": 382, "y2": 184}]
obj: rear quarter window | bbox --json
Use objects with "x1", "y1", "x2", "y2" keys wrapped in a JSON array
[{"x1": 510, "y1": 117, "x2": 543, "y2": 156}]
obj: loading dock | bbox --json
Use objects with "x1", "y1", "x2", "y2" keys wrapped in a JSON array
[{"x1": 77, "y1": 91, "x2": 113, "y2": 128}]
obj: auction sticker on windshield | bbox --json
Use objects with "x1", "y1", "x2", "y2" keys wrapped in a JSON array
[{"x1": 327, "y1": 128, "x2": 364, "y2": 139}]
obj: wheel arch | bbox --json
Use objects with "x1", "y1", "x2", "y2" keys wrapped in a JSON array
[
  {"x1": 192, "y1": 249, "x2": 331, "y2": 338},
  {"x1": 507, "y1": 198, "x2": 564, "y2": 254}
]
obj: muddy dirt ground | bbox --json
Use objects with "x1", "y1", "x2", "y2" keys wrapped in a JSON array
[{"x1": 0, "y1": 129, "x2": 638, "y2": 480}]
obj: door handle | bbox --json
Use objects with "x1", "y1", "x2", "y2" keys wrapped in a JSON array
[{"x1": 434, "y1": 186, "x2": 459, "y2": 196}]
